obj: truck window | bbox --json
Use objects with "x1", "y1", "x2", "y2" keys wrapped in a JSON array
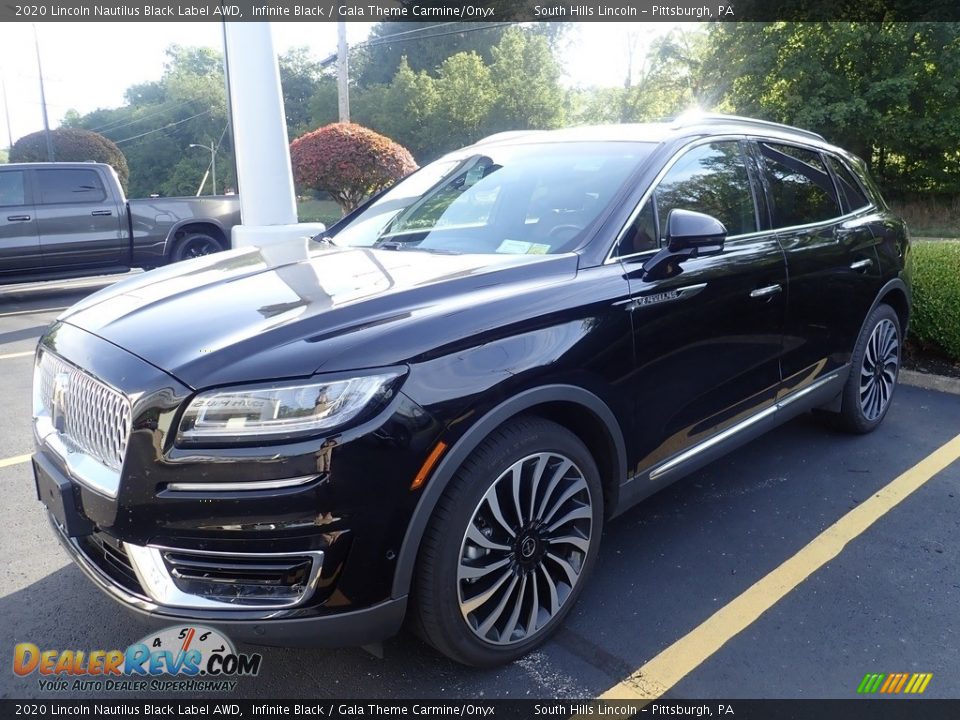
[
  {"x1": 0, "y1": 171, "x2": 26, "y2": 207},
  {"x1": 36, "y1": 169, "x2": 107, "y2": 204}
]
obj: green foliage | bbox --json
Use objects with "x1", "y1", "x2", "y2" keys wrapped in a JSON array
[
  {"x1": 0, "y1": 148, "x2": 7, "y2": 164},
  {"x1": 9, "y1": 128, "x2": 129, "y2": 190},
  {"x1": 705, "y1": 22, "x2": 960, "y2": 196},
  {"x1": 290, "y1": 122, "x2": 417, "y2": 213},
  {"x1": 69, "y1": 45, "x2": 232, "y2": 198},
  {"x1": 488, "y1": 29, "x2": 564, "y2": 132},
  {"x1": 280, "y1": 48, "x2": 328, "y2": 139},
  {"x1": 909, "y1": 241, "x2": 960, "y2": 360}
]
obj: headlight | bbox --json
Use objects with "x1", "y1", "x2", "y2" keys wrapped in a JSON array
[{"x1": 177, "y1": 371, "x2": 402, "y2": 445}]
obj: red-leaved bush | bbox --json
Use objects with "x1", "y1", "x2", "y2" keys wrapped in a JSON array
[{"x1": 290, "y1": 123, "x2": 418, "y2": 214}]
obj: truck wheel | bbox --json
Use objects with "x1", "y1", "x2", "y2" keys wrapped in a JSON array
[
  {"x1": 413, "y1": 416, "x2": 603, "y2": 666},
  {"x1": 173, "y1": 233, "x2": 223, "y2": 262}
]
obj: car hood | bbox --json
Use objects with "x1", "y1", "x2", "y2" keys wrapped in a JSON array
[{"x1": 59, "y1": 241, "x2": 578, "y2": 389}]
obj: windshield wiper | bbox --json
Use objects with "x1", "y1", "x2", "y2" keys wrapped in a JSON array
[
  {"x1": 375, "y1": 241, "x2": 460, "y2": 255},
  {"x1": 313, "y1": 235, "x2": 338, "y2": 246}
]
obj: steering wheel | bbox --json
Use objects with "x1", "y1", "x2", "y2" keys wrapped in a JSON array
[{"x1": 547, "y1": 224, "x2": 585, "y2": 240}]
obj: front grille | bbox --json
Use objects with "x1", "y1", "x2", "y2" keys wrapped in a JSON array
[{"x1": 36, "y1": 351, "x2": 131, "y2": 472}]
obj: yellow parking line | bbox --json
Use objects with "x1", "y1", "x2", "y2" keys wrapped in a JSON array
[
  {"x1": 599, "y1": 432, "x2": 960, "y2": 702},
  {"x1": 0, "y1": 350, "x2": 34, "y2": 360},
  {"x1": 0, "y1": 454, "x2": 31, "y2": 469}
]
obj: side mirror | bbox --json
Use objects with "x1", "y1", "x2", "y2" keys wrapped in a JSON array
[
  {"x1": 665, "y1": 209, "x2": 727, "y2": 253},
  {"x1": 641, "y1": 209, "x2": 726, "y2": 280}
]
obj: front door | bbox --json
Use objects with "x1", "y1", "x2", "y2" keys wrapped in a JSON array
[{"x1": 615, "y1": 140, "x2": 787, "y2": 476}]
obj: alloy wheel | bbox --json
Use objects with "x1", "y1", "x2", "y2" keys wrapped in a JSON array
[
  {"x1": 456, "y1": 452, "x2": 593, "y2": 646},
  {"x1": 859, "y1": 317, "x2": 899, "y2": 421}
]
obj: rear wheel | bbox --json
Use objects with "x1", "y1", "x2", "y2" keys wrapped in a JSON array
[
  {"x1": 172, "y1": 232, "x2": 223, "y2": 262},
  {"x1": 413, "y1": 416, "x2": 603, "y2": 666},
  {"x1": 821, "y1": 303, "x2": 901, "y2": 434}
]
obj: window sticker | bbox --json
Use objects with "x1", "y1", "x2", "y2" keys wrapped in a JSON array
[{"x1": 496, "y1": 240, "x2": 552, "y2": 255}]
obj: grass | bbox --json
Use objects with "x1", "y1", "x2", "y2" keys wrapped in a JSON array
[
  {"x1": 889, "y1": 197, "x2": 960, "y2": 239},
  {"x1": 297, "y1": 198, "x2": 343, "y2": 228}
]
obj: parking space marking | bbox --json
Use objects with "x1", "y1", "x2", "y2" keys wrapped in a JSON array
[
  {"x1": 0, "y1": 307, "x2": 67, "y2": 319},
  {"x1": 0, "y1": 351, "x2": 34, "y2": 360},
  {"x1": 598, "y1": 432, "x2": 960, "y2": 701},
  {"x1": 0, "y1": 454, "x2": 31, "y2": 469}
]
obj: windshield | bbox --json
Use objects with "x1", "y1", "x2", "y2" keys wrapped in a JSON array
[{"x1": 331, "y1": 142, "x2": 655, "y2": 255}]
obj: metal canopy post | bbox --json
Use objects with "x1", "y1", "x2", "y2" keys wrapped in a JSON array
[{"x1": 221, "y1": 21, "x2": 326, "y2": 250}]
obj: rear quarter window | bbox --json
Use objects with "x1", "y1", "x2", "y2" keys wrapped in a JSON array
[
  {"x1": 0, "y1": 171, "x2": 26, "y2": 207},
  {"x1": 825, "y1": 155, "x2": 870, "y2": 212}
]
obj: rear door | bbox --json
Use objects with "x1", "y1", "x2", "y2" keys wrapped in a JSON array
[
  {"x1": 34, "y1": 167, "x2": 125, "y2": 270},
  {"x1": 753, "y1": 141, "x2": 883, "y2": 393},
  {"x1": 0, "y1": 168, "x2": 42, "y2": 275},
  {"x1": 614, "y1": 139, "x2": 788, "y2": 474}
]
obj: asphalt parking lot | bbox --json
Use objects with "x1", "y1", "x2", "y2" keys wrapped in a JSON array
[{"x1": 1, "y1": 275, "x2": 958, "y2": 702}]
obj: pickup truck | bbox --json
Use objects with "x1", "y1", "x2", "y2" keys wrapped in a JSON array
[{"x1": 0, "y1": 162, "x2": 241, "y2": 283}]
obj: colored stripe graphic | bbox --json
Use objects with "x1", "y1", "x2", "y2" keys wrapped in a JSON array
[{"x1": 858, "y1": 673, "x2": 932, "y2": 694}]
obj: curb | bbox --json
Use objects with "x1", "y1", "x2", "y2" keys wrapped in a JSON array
[{"x1": 899, "y1": 369, "x2": 960, "y2": 396}]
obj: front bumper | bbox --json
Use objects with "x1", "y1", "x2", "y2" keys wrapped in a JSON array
[
  {"x1": 32, "y1": 322, "x2": 443, "y2": 645},
  {"x1": 51, "y1": 513, "x2": 407, "y2": 647}
]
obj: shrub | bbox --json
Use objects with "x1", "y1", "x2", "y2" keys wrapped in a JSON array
[
  {"x1": 290, "y1": 122, "x2": 417, "y2": 215},
  {"x1": 909, "y1": 240, "x2": 960, "y2": 360},
  {"x1": 10, "y1": 128, "x2": 129, "y2": 191}
]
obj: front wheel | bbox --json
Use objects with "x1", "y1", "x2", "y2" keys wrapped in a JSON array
[
  {"x1": 413, "y1": 416, "x2": 603, "y2": 666},
  {"x1": 825, "y1": 303, "x2": 902, "y2": 434}
]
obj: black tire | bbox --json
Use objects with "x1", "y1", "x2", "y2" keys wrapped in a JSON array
[
  {"x1": 172, "y1": 232, "x2": 223, "y2": 262},
  {"x1": 412, "y1": 416, "x2": 603, "y2": 667},
  {"x1": 820, "y1": 303, "x2": 901, "y2": 434}
]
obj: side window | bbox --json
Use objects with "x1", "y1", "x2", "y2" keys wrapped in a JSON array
[
  {"x1": 759, "y1": 143, "x2": 840, "y2": 228},
  {"x1": 0, "y1": 171, "x2": 26, "y2": 207},
  {"x1": 36, "y1": 169, "x2": 106, "y2": 205},
  {"x1": 654, "y1": 142, "x2": 758, "y2": 240},
  {"x1": 825, "y1": 155, "x2": 870, "y2": 212}
]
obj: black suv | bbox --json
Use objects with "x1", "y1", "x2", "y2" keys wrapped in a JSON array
[{"x1": 32, "y1": 115, "x2": 910, "y2": 666}]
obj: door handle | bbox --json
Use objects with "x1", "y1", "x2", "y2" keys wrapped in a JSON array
[
  {"x1": 6, "y1": 214, "x2": 31, "y2": 222},
  {"x1": 91, "y1": 210, "x2": 113, "y2": 217},
  {"x1": 850, "y1": 258, "x2": 873, "y2": 272},
  {"x1": 749, "y1": 284, "x2": 782, "y2": 299}
]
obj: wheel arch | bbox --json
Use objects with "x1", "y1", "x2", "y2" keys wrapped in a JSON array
[
  {"x1": 164, "y1": 220, "x2": 229, "y2": 259},
  {"x1": 391, "y1": 384, "x2": 627, "y2": 600}
]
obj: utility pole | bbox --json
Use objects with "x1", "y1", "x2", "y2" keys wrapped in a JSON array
[
  {"x1": 336, "y1": 19, "x2": 350, "y2": 122},
  {"x1": 32, "y1": 24, "x2": 55, "y2": 162},
  {"x1": 1, "y1": 71, "x2": 13, "y2": 151}
]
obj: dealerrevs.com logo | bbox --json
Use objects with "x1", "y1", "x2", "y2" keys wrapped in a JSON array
[{"x1": 13, "y1": 625, "x2": 262, "y2": 693}]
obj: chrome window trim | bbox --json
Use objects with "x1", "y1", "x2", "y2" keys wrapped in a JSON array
[{"x1": 605, "y1": 133, "x2": 879, "y2": 266}]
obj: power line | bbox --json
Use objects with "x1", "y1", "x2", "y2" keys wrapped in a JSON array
[
  {"x1": 360, "y1": 22, "x2": 514, "y2": 51},
  {"x1": 113, "y1": 109, "x2": 213, "y2": 144},
  {"x1": 90, "y1": 98, "x2": 199, "y2": 134}
]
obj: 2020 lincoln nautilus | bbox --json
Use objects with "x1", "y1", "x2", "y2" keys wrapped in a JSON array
[{"x1": 32, "y1": 115, "x2": 910, "y2": 666}]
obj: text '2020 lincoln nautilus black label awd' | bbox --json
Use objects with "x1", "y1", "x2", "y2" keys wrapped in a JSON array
[{"x1": 32, "y1": 115, "x2": 910, "y2": 666}]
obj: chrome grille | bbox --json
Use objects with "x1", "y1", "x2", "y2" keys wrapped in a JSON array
[{"x1": 35, "y1": 351, "x2": 131, "y2": 472}]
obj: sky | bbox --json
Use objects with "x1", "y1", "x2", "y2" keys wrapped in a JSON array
[{"x1": 0, "y1": 22, "x2": 682, "y2": 147}]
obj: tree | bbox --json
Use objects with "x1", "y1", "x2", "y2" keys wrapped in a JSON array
[
  {"x1": 705, "y1": 22, "x2": 960, "y2": 195},
  {"x1": 280, "y1": 48, "x2": 328, "y2": 139},
  {"x1": 68, "y1": 44, "x2": 232, "y2": 197},
  {"x1": 0, "y1": 148, "x2": 7, "y2": 164},
  {"x1": 290, "y1": 122, "x2": 417, "y2": 214},
  {"x1": 487, "y1": 29, "x2": 565, "y2": 133},
  {"x1": 10, "y1": 128, "x2": 130, "y2": 190},
  {"x1": 356, "y1": 20, "x2": 570, "y2": 87}
]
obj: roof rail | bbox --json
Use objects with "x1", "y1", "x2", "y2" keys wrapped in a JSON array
[{"x1": 671, "y1": 112, "x2": 826, "y2": 142}]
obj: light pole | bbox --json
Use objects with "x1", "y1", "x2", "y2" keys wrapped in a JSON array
[{"x1": 189, "y1": 142, "x2": 216, "y2": 195}]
